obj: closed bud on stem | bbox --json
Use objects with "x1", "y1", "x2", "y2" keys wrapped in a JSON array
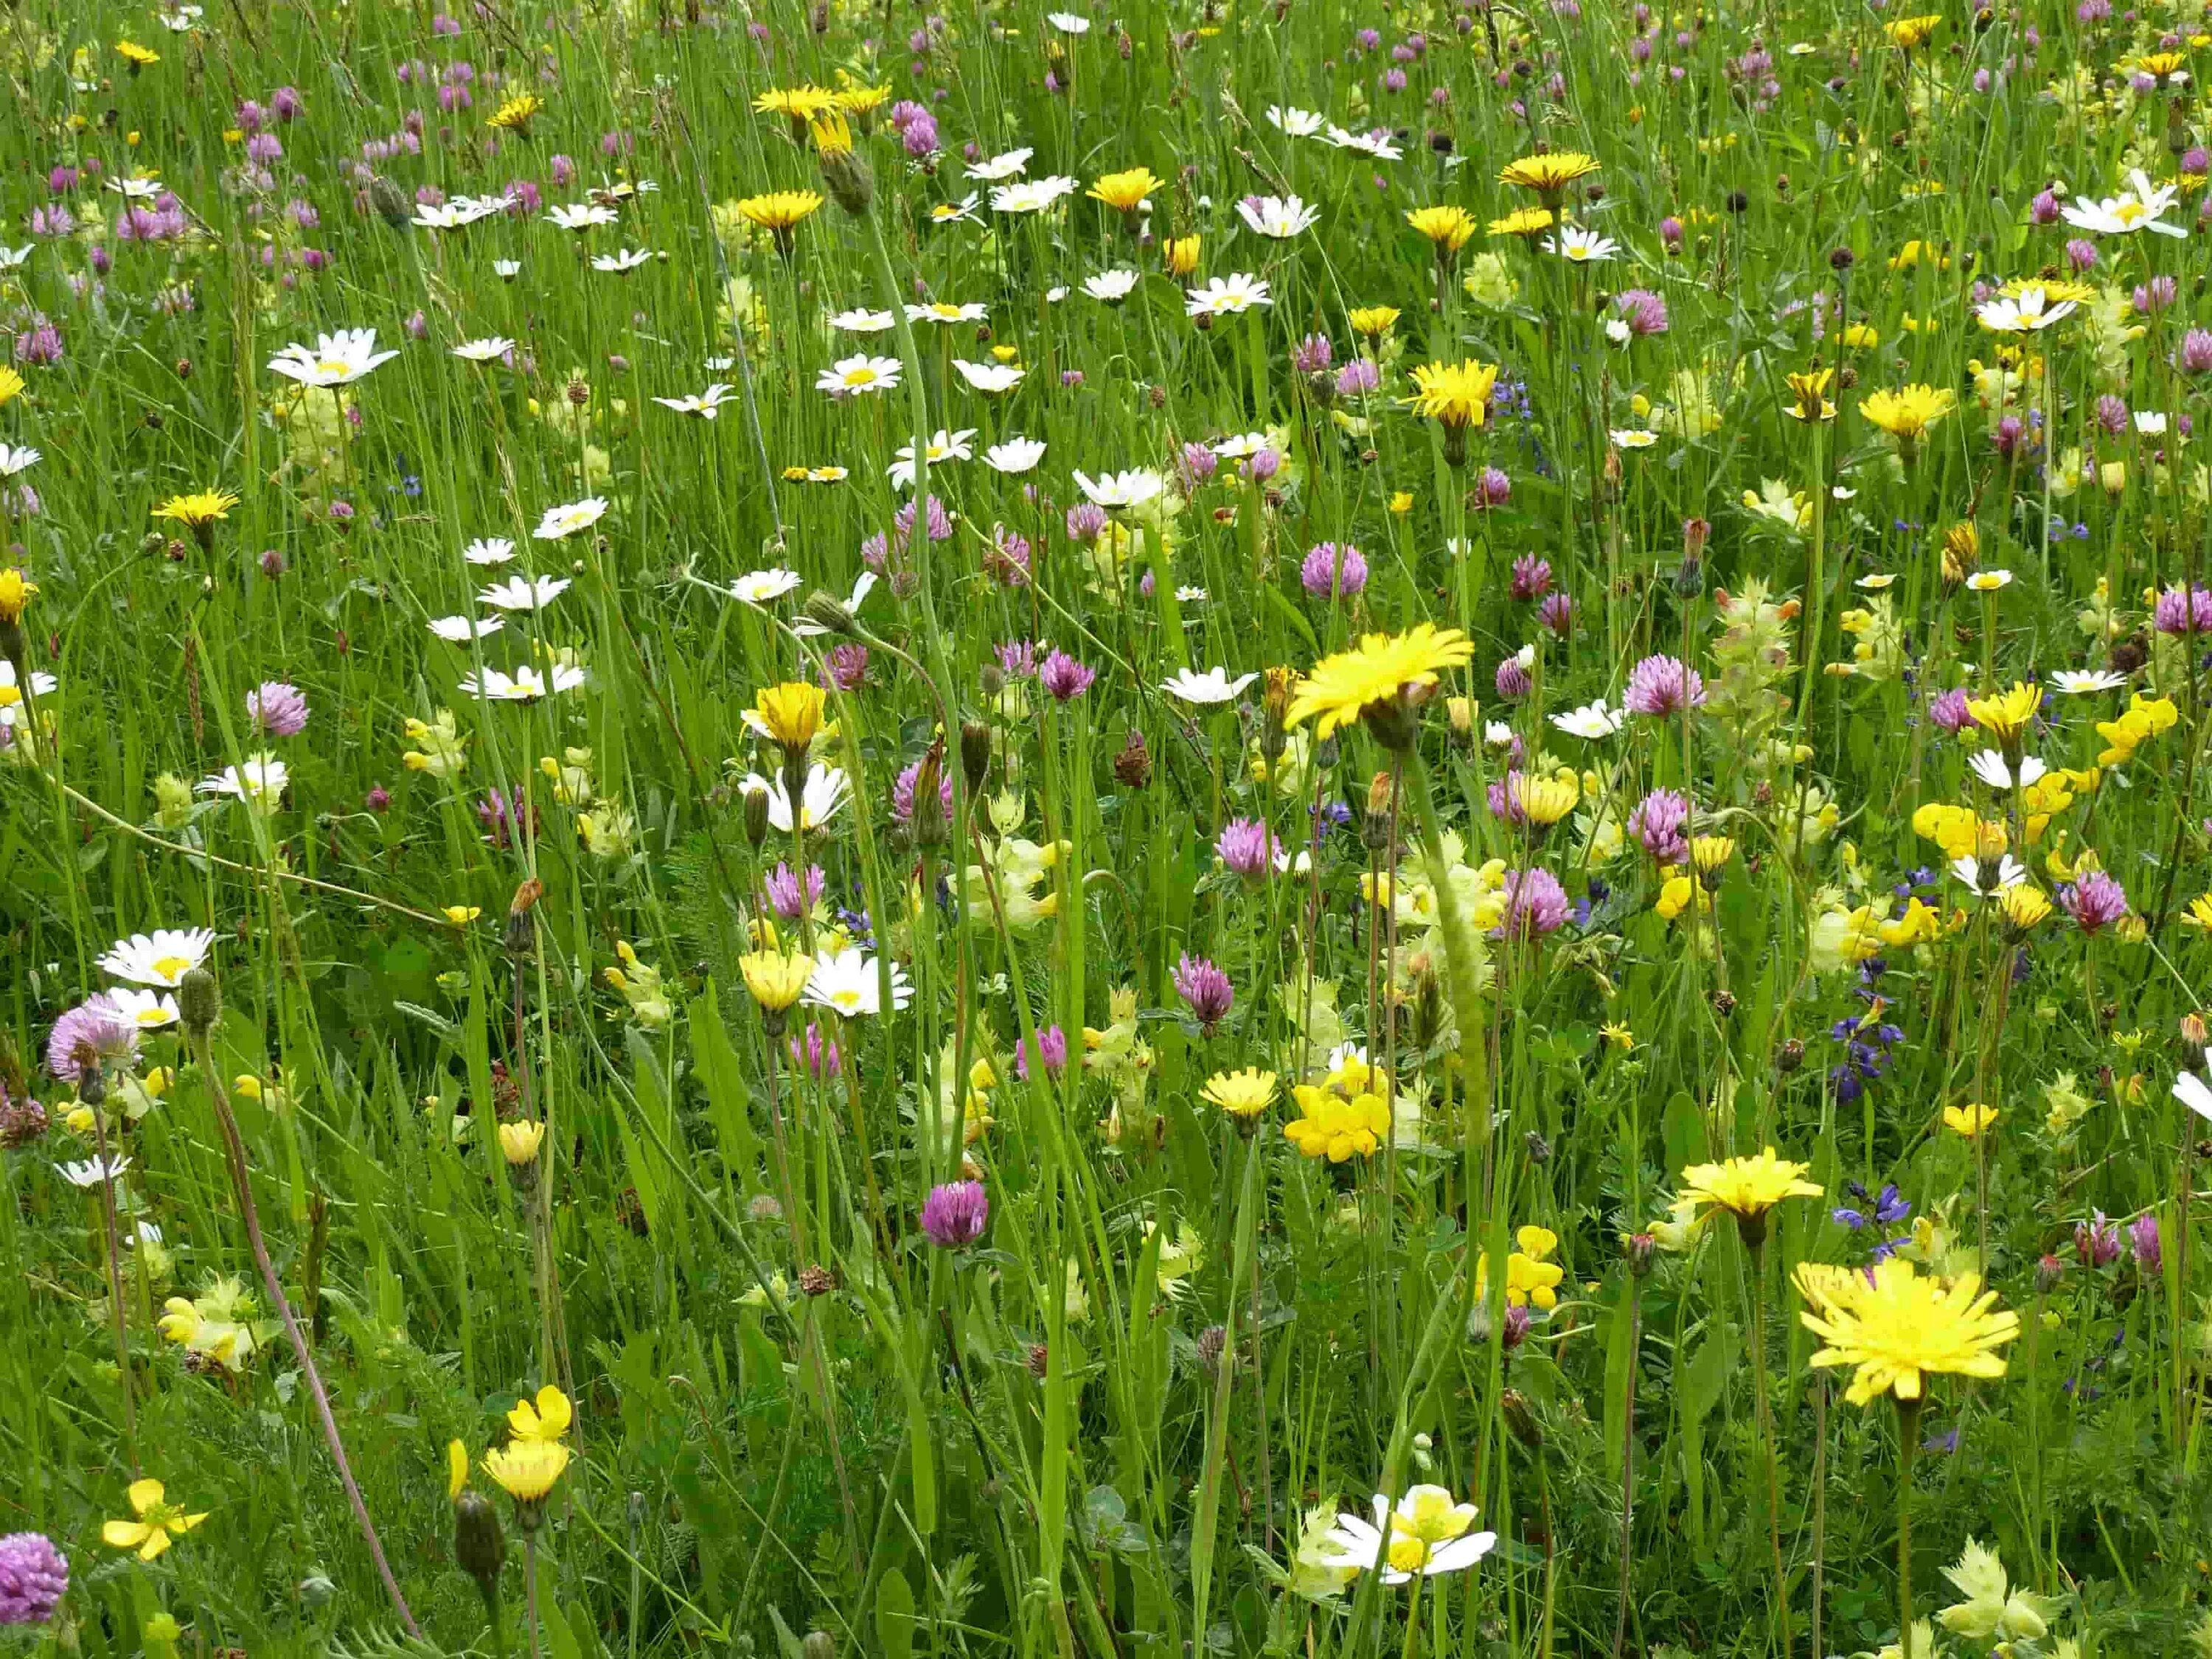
[
  {"x1": 801, "y1": 589, "x2": 856, "y2": 635},
  {"x1": 818, "y1": 147, "x2": 874, "y2": 216},
  {"x1": 960, "y1": 720, "x2": 992, "y2": 792},
  {"x1": 366, "y1": 175, "x2": 411, "y2": 229},
  {"x1": 911, "y1": 742, "x2": 947, "y2": 848},
  {"x1": 741, "y1": 783, "x2": 771, "y2": 847},
  {"x1": 801, "y1": 1633, "x2": 836, "y2": 1659},
  {"x1": 454, "y1": 1488, "x2": 507, "y2": 1597},
  {"x1": 177, "y1": 967, "x2": 220, "y2": 1037},
  {"x1": 1501, "y1": 1387, "x2": 1544, "y2": 1450}
]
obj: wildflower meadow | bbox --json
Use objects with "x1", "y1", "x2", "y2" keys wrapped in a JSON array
[{"x1": 7, "y1": 0, "x2": 2212, "y2": 1655}]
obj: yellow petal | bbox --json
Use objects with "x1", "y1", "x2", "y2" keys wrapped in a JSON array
[
  {"x1": 102, "y1": 1520, "x2": 152, "y2": 1550},
  {"x1": 139, "y1": 1527, "x2": 173, "y2": 1561},
  {"x1": 127, "y1": 1478, "x2": 167, "y2": 1515},
  {"x1": 448, "y1": 1439, "x2": 470, "y2": 1501}
]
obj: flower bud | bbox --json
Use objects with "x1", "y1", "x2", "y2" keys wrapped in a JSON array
[
  {"x1": 455, "y1": 1487, "x2": 508, "y2": 1596},
  {"x1": 366, "y1": 174, "x2": 411, "y2": 229},
  {"x1": 802, "y1": 589, "x2": 857, "y2": 636},
  {"x1": 742, "y1": 782, "x2": 771, "y2": 847},
  {"x1": 1501, "y1": 1387, "x2": 1544, "y2": 1450},
  {"x1": 178, "y1": 967, "x2": 220, "y2": 1037},
  {"x1": 960, "y1": 720, "x2": 992, "y2": 792}
]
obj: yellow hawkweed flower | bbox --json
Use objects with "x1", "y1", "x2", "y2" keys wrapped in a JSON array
[
  {"x1": 1405, "y1": 204, "x2": 1477, "y2": 253},
  {"x1": 1163, "y1": 234, "x2": 1202, "y2": 276},
  {"x1": 1509, "y1": 769, "x2": 1579, "y2": 827},
  {"x1": 1690, "y1": 835, "x2": 1736, "y2": 876},
  {"x1": 751, "y1": 681, "x2": 827, "y2": 750},
  {"x1": 737, "y1": 190, "x2": 824, "y2": 236},
  {"x1": 2183, "y1": 894, "x2": 2212, "y2": 930},
  {"x1": 102, "y1": 1479, "x2": 208, "y2": 1561},
  {"x1": 833, "y1": 83, "x2": 893, "y2": 117},
  {"x1": 1965, "y1": 681, "x2": 2042, "y2": 746},
  {"x1": 0, "y1": 365, "x2": 23, "y2": 406},
  {"x1": 483, "y1": 1439, "x2": 571, "y2": 1506},
  {"x1": 1678, "y1": 1147, "x2": 1823, "y2": 1225},
  {"x1": 1784, "y1": 367, "x2": 1836, "y2": 422},
  {"x1": 116, "y1": 39, "x2": 162, "y2": 67},
  {"x1": 739, "y1": 948, "x2": 813, "y2": 1013},
  {"x1": 485, "y1": 92, "x2": 543, "y2": 133},
  {"x1": 1088, "y1": 167, "x2": 1164, "y2": 212},
  {"x1": 498, "y1": 1119, "x2": 546, "y2": 1166},
  {"x1": 1795, "y1": 1256, "x2": 2020, "y2": 1405},
  {"x1": 1487, "y1": 206, "x2": 1555, "y2": 239},
  {"x1": 1403, "y1": 359, "x2": 1500, "y2": 428},
  {"x1": 1349, "y1": 306, "x2": 1400, "y2": 336},
  {"x1": 0, "y1": 567, "x2": 37, "y2": 625},
  {"x1": 1860, "y1": 383, "x2": 1957, "y2": 443},
  {"x1": 1498, "y1": 151, "x2": 1600, "y2": 197},
  {"x1": 1285, "y1": 625, "x2": 1476, "y2": 740},
  {"x1": 153, "y1": 489, "x2": 243, "y2": 529},
  {"x1": 755, "y1": 85, "x2": 840, "y2": 124},
  {"x1": 1200, "y1": 1067, "x2": 1278, "y2": 1118},
  {"x1": 808, "y1": 111, "x2": 855, "y2": 157},
  {"x1": 1600, "y1": 1021, "x2": 1635, "y2": 1051}
]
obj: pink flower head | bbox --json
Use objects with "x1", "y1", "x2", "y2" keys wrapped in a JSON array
[
  {"x1": 1494, "y1": 867, "x2": 1570, "y2": 939},
  {"x1": 1623, "y1": 654, "x2": 1705, "y2": 717},
  {"x1": 246, "y1": 680, "x2": 310, "y2": 737}
]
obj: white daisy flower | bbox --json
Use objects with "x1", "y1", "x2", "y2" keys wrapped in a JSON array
[
  {"x1": 109, "y1": 989, "x2": 181, "y2": 1030},
  {"x1": 451, "y1": 337, "x2": 518, "y2": 363},
  {"x1": 984, "y1": 437, "x2": 1048, "y2": 473},
  {"x1": 730, "y1": 568, "x2": 803, "y2": 605},
  {"x1": 952, "y1": 359, "x2": 1025, "y2": 393},
  {"x1": 459, "y1": 664, "x2": 587, "y2": 701},
  {"x1": 889, "y1": 428, "x2": 977, "y2": 487},
  {"x1": 817, "y1": 355, "x2": 902, "y2": 396},
  {"x1": 966, "y1": 148, "x2": 1034, "y2": 181},
  {"x1": 803, "y1": 947, "x2": 914, "y2": 1015},
  {"x1": 1551, "y1": 700, "x2": 1624, "y2": 739},
  {"x1": 479, "y1": 574, "x2": 574, "y2": 610},
  {"x1": 1235, "y1": 194, "x2": 1319, "y2": 238},
  {"x1": 267, "y1": 327, "x2": 399, "y2": 388},
  {"x1": 829, "y1": 308, "x2": 897, "y2": 333},
  {"x1": 532, "y1": 499, "x2": 607, "y2": 541},
  {"x1": 990, "y1": 176, "x2": 1079, "y2": 213},
  {"x1": 97, "y1": 928, "x2": 215, "y2": 987},
  {"x1": 1073, "y1": 467, "x2": 1167, "y2": 509},
  {"x1": 2051, "y1": 669, "x2": 2126, "y2": 694},
  {"x1": 1161, "y1": 667, "x2": 1259, "y2": 705},
  {"x1": 464, "y1": 538, "x2": 518, "y2": 566},
  {"x1": 1185, "y1": 272, "x2": 1273, "y2": 317},
  {"x1": 740, "y1": 764, "x2": 852, "y2": 833},
  {"x1": 653, "y1": 383, "x2": 736, "y2": 418},
  {"x1": 1082, "y1": 268, "x2": 1142, "y2": 302},
  {"x1": 1265, "y1": 105, "x2": 1326, "y2": 136},
  {"x1": 430, "y1": 614, "x2": 507, "y2": 641}
]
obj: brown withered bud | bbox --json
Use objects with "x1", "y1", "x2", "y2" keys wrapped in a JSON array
[
  {"x1": 1112, "y1": 728, "x2": 1152, "y2": 789},
  {"x1": 1710, "y1": 990, "x2": 1737, "y2": 1020},
  {"x1": 1026, "y1": 1342, "x2": 1051, "y2": 1379},
  {"x1": 1777, "y1": 1037, "x2": 1806, "y2": 1074},
  {"x1": 798, "y1": 1264, "x2": 837, "y2": 1296}
]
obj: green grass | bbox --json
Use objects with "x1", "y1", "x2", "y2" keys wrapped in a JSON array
[{"x1": 1, "y1": 0, "x2": 2210, "y2": 1655}]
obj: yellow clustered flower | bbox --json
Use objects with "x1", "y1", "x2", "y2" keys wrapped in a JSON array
[
  {"x1": 751, "y1": 680, "x2": 827, "y2": 749},
  {"x1": 1283, "y1": 1048, "x2": 1391, "y2": 1162},
  {"x1": 1349, "y1": 305, "x2": 1400, "y2": 336},
  {"x1": 0, "y1": 566, "x2": 37, "y2": 624},
  {"x1": 1860, "y1": 383, "x2": 1958, "y2": 441},
  {"x1": 1487, "y1": 206, "x2": 1555, "y2": 238},
  {"x1": 2096, "y1": 692, "x2": 2177, "y2": 766},
  {"x1": 1477, "y1": 1225, "x2": 1566, "y2": 1310}
]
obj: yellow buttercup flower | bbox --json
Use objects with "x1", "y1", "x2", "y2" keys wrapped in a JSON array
[
  {"x1": 102, "y1": 1479, "x2": 208, "y2": 1561},
  {"x1": 507, "y1": 1383, "x2": 573, "y2": 1443},
  {"x1": 1795, "y1": 1256, "x2": 2019, "y2": 1406},
  {"x1": 1285, "y1": 624, "x2": 1475, "y2": 740},
  {"x1": 1403, "y1": 359, "x2": 1500, "y2": 429},
  {"x1": 1942, "y1": 1102, "x2": 1998, "y2": 1138},
  {"x1": 1088, "y1": 167, "x2": 1164, "y2": 212},
  {"x1": 1884, "y1": 13, "x2": 1941, "y2": 49},
  {"x1": 1200, "y1": 1067, "x2": 1278, "y2": 1119},
  {"x1": 1405, "y1": 204, "x2": 1477, "y2": 252},
  {"x1": 442, "y1": 905, "x2": 481, "y2": 926},
  {"x1": 1498, "y1": 151, "x2": 1600, "y2": 197}
]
